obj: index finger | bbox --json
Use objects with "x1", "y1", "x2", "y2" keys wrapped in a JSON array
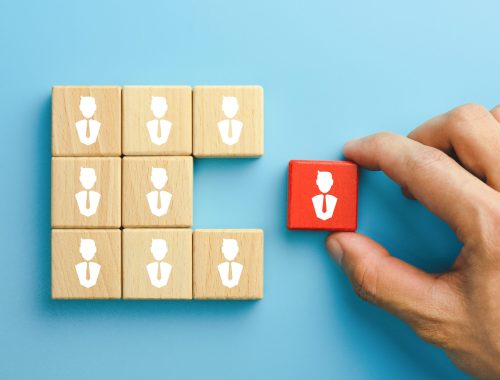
[{"x1": 344, "y1": 132, "x2": 492, "y2": 242}]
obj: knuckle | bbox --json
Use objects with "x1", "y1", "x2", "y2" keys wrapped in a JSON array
[
  {"x1": 485, "y1": 199, "x2": 500, "y2": 234},
  {"x1": 474, "y1": 199, "x2": 500, "y2": 254},
  {"x1": 351, "y1": 260, "x2": 379, "y2": 304},
  {"x1": 447, "y1": 103, "x2": 489, "y2": 125},
  {"x1": 413, "y1": 320, "x2": 455, "y2": 348},
  {"x1": 491, "y1": 105, "x2": 500, "y2": 119},
  {"x1": 411, "y1": 286, "x2": 464, "y2": 350},
  {"x1": 370, "y1": 132, "x2": 404, "y2": 155},
  {"x1": 405, "y1": 146, "x2": 449, "y2": 173},
  {"x1": 371, "y1": 131, "x2": 399, "y2": 146}
]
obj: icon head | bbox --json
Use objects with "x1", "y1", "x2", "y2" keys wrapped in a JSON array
[
  {"x1": 150, "y1": 239, "x2": 168, "y2": 261},
  {"x1": 316, "y1": 171, "x2": 334, "y2": 193},
  {"x1": 221, "y1": 96, "x2": 239, "y2": 118},
  {"x1": 80, "y1": 238, "x2": 97, "y2": 261},
  {"x1": 151, "y1": 167, "x2": 168, "y2": 190},
  {"x1": 79, "y1": 167, "x2": 97, "y2": 190},
  {"x1": 221, "y1": 238, "x2": 239, "y2": 261},
  {"x1": 79, "y1": 96, "x2": 97, "y2": 118},
  {"x1": 151, "y1": 96, "x2": 168, "y2": 118}
]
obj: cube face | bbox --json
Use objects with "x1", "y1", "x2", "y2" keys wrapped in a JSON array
[
  {"x1": 51, "y1": 157, "x2": 121, "y2": 228},
  {"x1": 122, "y1": 229, "x2": 192, "y2": 299},
  {"x1": 193, "y1": 86, "x2": 264, "y2": 157},
  {"x1": 122, "y1": 156, "x2": 193, "y2": 227},
  {"x1": 193, "y1": 229, "x2": 263, "y2": 300},
  {"x1": 52, "y1": 86, "x2": 121, "y2": 156},
  {"x1": 52, "y1": 229, "x2": 121, "y2": 299},
  {"x1": 122, "y1": 86, "x2": 192, "y2": 156},
  {"x1": 288, "y1": 160, "x2": 358, "y2": 231}
]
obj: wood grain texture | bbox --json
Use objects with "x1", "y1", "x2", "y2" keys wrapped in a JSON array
[
  {"x1": 122, "y1": 156, "x2": 193, "y2": 227},
  {"x1": 193, "y1": 229, "x2": 264, "y2": 300},
  {"x1": 122, "y1": 86, "x2": 192, "y2": 156},
  {"x1": 52, "y1": 86, "x2": 121, "y2": 156},
  {"x1": 122, "y1": 228, "x2": 192, "y2": 299},
  {"x1": 51, "y1": 157, "x2": 121, "y2": 228},
  {"x1": 193, "y1": 86, "x2": 264, "y2": 157},
  {"x1": 52, "y1": 229, "x2": 121, "y2": 299}
]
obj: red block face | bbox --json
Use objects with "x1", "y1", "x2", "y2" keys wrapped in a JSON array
[{"x1": 287, "y1": 160, "x2": 358, "y2": 231}]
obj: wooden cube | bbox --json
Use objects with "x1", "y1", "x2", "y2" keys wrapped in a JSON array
[
  {"x1": 193, "y1": 229, "x2": 263, "y2": 300},
  {"x1": 52, "y1": 86, "x2": 121, "y2": 156},
  {"x1": 52, "y1": 157, "x2": 121, "y2": 228},
  {"x1": 287, "y1": 160, "x2": 358, "y2": 231},
  {"x1": 193, "y1": 86, "x2": 264, "y2": 157},
  {"x1": 122, "y1": 228, "x2": 192, "y2": 299},
  {"x1": 122, "y1": 156, "x2": 193, "y2": 227},
  {"x1": 122, "y1": 86, "x2": 192, "y2": 156},
  {"x1": 52, "y1": 229, "x2": 121, "y2": 299}
]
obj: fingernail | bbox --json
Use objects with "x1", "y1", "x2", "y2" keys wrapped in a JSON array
[{"x1": 326, "y1": 238, "x2": 344, "y2": 265}]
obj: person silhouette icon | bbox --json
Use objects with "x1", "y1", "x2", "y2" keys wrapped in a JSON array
[
  {"x1": 217, "y1": 238, "x2": 243, "y2": 289},
  {"x1": 217, "y1": 96, "x2": 243, "y2": 146},
  {"x1": 75, "y1": 167, "x2": 101, "y2": 217},
  {"x1": 146, "y1": 96, "x2": 172, "y2": 146},
  {"x1": 75, "y1": 96, "x2": 101, "y2": 146},
  {"x1": 75, "y1": 238, "x2": 101, "y2": 288},
  {"x1": 146, "y1": 239, "x2": 172, "y2": 288},
  {"x1": 311, "y1": 171, "x2": 338, "y2": 221},
  {"x1": 146, "y1": 167, "x2": 172, "y2": 217}
]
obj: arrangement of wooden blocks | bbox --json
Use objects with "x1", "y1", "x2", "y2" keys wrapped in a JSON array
[{"x1": 51, "y1": 86, "x2": 264, "y2": 300}]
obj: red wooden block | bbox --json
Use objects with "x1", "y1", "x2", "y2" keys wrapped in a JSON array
[{"x1": 287, "y1": 160, "x2": 358, "y2": 231}]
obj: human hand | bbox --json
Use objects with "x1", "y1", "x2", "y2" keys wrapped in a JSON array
[{"x1": 326, "y1": 104, "x2": 500, "y2": 379}]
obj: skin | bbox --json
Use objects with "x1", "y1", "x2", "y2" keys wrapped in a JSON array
[{"x1": 326, "y1": 103, "x2": 500, "y2": 379}]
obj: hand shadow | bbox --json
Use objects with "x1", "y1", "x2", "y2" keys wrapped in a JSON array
[
  {"x1": 327, "y1": 170, "x2": 463, "y2": 379},
  {"x1": 280, "y1": 164, "x2": 465, "y2": 379}
]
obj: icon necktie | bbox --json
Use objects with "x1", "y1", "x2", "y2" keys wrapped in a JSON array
[
  {"x1": 157, "y1": 191, "x2": 162, "y2": 211},
  {"x1": 322, "y1": 195, "x2": 327, "y2": 214}
]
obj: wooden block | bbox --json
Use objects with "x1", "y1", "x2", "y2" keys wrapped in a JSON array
[
  {"x1": 193, "y1": 229, "x2": 263, "y2": 300},
  {"x1": 122, "y1": 156, "x2": 193, "y2": 227},
  {"x1": 51, "y1": 157, "x2": 121, "y2": 228},
  {"x1": 193, "y1": 86, "x2": 264, "y2": 157},
  {"x1": 122, "y1": 86, "x2": 192, "y2": 156},
  {"x1": 52, "y1": 229, "x2": 121, "y2": 299},
  {"x1": 122, "y1": 228, "x2": 192, "y2": 299},
  {"x1": 287, "y1": 160, "x2": 358, "y2": 231},
  {"x1": 52, "y1": 86, "x2": 121, "y2": 156}
]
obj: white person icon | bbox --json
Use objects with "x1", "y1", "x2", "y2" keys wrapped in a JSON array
[
  {"x1": 75, "y1": 167, "x2": 101, "y2": 217},
  {"x1": 311, "y1": 170, "x2": 338, "y2": 221},
  {"x1": 217, "y1": 96, "x2": 243, "y2": 146},
  {"x1": 146, "y1": 239, "x2": 172, "y2": 288},
  {"x1": 146, "y1": 96, "x2": 172, "y2": 146},
  {"x1": 146, "y1": 167, "x2": 172, "y2": 217},
  {"x1": 75, "y1": 96, "x2": 101, "y2": 145},
  {"x1": 217, "y1": 238, "x2": 243, "y2": 289},
  {"x1": 75, "y1": 238, "x2": 101, "y2": 288}
]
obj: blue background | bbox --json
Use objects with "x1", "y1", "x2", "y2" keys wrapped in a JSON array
[{"x1": 1, "y1": 0, "x2": 498, "y2": 379}]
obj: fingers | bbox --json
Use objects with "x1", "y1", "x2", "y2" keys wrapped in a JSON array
[
  {"x1": 408, "y1": 104, "x2": 500, "y2": 190},
  {"x1": 344, "y1": 132, "x2": 488, "y2": 241},
  {"x1": 326, "y1": 233, "x2": 444, "y2": 323},
  {"x1": 491, "y1": 104, "x2": 500, "y2": 123}
]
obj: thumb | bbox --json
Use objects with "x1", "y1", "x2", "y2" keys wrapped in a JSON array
[{"x1": 326, "y1": 233, "x2": 440, "y2": 322}]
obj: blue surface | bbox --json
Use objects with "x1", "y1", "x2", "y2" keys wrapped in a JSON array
[{"x1": 1, "y1": 0, "x2": 498, "y2": 379}]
